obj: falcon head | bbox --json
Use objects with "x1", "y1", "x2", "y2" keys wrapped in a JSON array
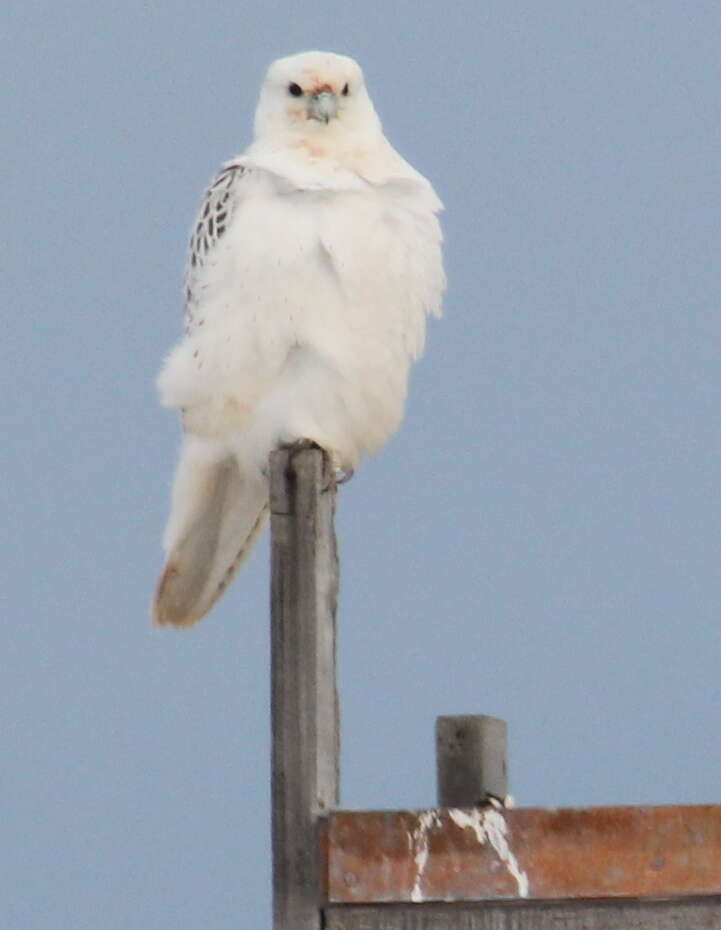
[{"x1": 253, "y1": 51, "x2": 382, "y2": 145}]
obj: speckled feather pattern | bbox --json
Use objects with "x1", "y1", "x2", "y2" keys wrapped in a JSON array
[{"x1": 185, "y1": 163, "x2": 245, "y2": 334}]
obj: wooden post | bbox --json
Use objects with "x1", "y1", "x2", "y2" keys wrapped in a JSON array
[
  {"x1": 436, "y1": 715, "x2": 507, "y2": 807},
  {"x1": 270, "y1": 443, "x2": 340, "y2": 930}
]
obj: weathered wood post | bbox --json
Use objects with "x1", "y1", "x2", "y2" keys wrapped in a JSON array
[
  {"x1": 436, "y1": 715, "x2": 508, "y2": 806},
  {"x1": 269, "y1": 443, "x2": 340, "y2": 930}
]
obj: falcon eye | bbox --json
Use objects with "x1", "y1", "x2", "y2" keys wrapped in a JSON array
[
  {"x1": 288, "y1": 82, "x2": 303, "y2": 97},
  {"x1": 341, "y1": 83, "x2": 349, "y2": 96}
]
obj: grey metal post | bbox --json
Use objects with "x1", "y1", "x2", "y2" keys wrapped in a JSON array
[
  {"x1": 436, "y1": 715, "x2": 508, "y2": 807},
  {"x1": 270, "y1": 444, "x2": 340, "y2": 930}
]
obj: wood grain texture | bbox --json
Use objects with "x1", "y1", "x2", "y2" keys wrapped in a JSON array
[
  {"x1": 270, "y1": 444, "x2": 340, "y2": 930},
  {"x1": 325, "y1": 899, "x2": 721, "y2": 930},
  {"x1": 325, "y1": 806, "x2": 721, "y2": 904},
  {"x1": 436, "y1": 716, "x2": 508, "y2": 806}
]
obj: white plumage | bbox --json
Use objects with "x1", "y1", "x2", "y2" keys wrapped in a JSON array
[{"x1": 153, "y1": 51, "x2": 445, "y2": 626}]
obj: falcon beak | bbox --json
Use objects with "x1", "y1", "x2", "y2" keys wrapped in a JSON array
[{"x1": 308, "y1": 90, "x2": 338, "y2": 124}]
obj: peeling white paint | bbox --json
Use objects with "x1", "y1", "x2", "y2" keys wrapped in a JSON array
[
  {"x1": 409, "y1": 810, "x2": 442, "y2": 903},
  {"x1": 449, "y1": 807, "x2": 530, "y2": 898}
]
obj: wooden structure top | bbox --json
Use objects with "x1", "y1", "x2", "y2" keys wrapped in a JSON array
[
  {"x1": 268, "y1": 448, "x2": 721, "y2": 929},
  {"x1": 324, "y1": 804, "x2": 721, "y2": 904}
]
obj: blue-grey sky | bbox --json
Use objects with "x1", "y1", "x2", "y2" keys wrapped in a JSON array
[{"x1": 4, "y1": 2, "x2": 721, "y2": 927}]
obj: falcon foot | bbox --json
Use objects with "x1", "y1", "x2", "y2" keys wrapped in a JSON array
[
  {"x1": 281, "y1": 438, "x2": 323, "y2": 454},
  {"x1": 275, "y1": 440, "x2": 353, "y2": 489}
]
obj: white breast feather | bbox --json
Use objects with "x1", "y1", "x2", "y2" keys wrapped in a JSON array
[{"x1": 159, "y1": 161, "x2": 443, "y2": 468}]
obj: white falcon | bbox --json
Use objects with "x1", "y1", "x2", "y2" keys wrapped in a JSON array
[{"x1": 153, "y1": 51, "x2": 445, "y2": 627}]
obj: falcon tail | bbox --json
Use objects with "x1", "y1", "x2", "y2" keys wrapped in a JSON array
[{"x1": 152, "y1": 446, "x2": 268, "y2": 627}]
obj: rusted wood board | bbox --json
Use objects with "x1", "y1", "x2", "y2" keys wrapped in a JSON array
[
  {"x1": 270, "y1": 445, "x2": 340, "y2": 930},
  {"x1": 325, "y1": 805, "x2": 721, "y2": 904},
  {"x1": 324, "y1": 898, "x2": 721, "y2": 930}
]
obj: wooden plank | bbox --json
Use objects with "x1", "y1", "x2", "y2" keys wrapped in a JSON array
[
  {"x1": 324, "y1": 899, "x2": 721, "y2": 930},
  {"x1": 325, "y1": 806, "x2": 721, "y2": 904},
  {"x1": 270, "y1": 444, "x2": 340, "y2": 930},
  {"x1": 436, "y1": 716, "x2": 508, "y2": 806}
]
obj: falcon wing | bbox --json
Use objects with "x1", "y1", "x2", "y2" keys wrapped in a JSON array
[
  {"x1": 154, "y1": 160, "x2": 272, "y2": 627},
  {"x1": 184, "y1": 160, "x2": 247, "y2": 333}
]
